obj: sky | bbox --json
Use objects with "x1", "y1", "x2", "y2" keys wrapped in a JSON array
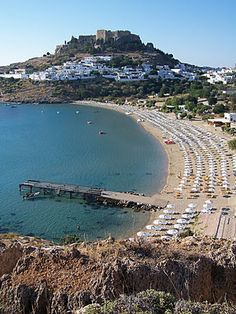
[{"x1": 0, "y1": 0, "x2": 235, "y2": 67}]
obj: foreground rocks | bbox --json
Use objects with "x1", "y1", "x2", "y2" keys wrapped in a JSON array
[{"x1": 0, "y1": 235, "x2": 236, "y2": 313}]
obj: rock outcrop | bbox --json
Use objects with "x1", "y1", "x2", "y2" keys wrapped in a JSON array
[{"x1": 0, "y1": 235, "x2": 236, "y2": 313}]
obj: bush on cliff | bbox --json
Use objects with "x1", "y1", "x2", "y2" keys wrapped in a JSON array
[
  {"x1": 228, "y1": 138, "x2": 236, "y2": 150},
  {"x1": 77, "y1": 289, "x2": 236, "y2": 314}
]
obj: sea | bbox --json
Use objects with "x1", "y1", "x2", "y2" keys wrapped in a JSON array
[{"x1": 0, "y1": 103, "x2": 167, "y2": 242}]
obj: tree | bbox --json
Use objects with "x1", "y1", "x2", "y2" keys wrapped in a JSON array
[
  {"x1": 208, "y1": 96, "x2": 217, "y2": 106},
  {"x1": 213, "y1": 104, "x2": 229, "y2": 114},
  {"x1": 180, "y1": 112, "x2": 187, "y2": 119},
  {"x1": 184, "y1": 100, "x2": 195, "y2": 112},
  {"x1": 228, "y1": 138, "x2": 236, "y2": 150}
]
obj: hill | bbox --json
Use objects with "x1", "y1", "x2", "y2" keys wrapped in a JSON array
[{"x1": 0, "y1": 29, "x2": 179, "y2": 73}]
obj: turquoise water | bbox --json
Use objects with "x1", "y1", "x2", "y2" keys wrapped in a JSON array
[{"x1": 0, "y1": 103, "x2": 167, "y2": 242}]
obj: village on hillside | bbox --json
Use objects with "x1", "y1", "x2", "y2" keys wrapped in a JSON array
[{"x1": 0, "y1": 55, "x2": 234, "y2": 84}]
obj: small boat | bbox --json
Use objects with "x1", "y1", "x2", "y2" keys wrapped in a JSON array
[
  {"x1": 56, "y1": 111, "x2": 60, "y2": 114},
  {"x1": 76, "y1": 111, "x2": 79, "y2": 114},
  {"x1": 99, "y1": 130, "x2": 106, "y2": 135},
  {"x1": 87, "y1": 121, "x2": 92, "y2": 124},
  {"x1": 23, "y1": 191, "x2": 40, "y2": 200}
]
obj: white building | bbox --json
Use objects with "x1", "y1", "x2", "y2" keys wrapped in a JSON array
[
  {"x1": 224, "y1": 113, "x2": 236, "y2": 122},
  {"x1": 0, "y1": 68, "x2": 29, "y2": 79}
]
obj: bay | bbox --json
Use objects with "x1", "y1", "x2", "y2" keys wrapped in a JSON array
[{"x1": 0, "y1": 103, "x2": 167, "y2": 242}]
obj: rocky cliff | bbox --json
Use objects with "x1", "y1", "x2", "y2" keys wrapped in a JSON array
[{"x1": 0, "y1": 235, "x2": 236, "y2": 313}]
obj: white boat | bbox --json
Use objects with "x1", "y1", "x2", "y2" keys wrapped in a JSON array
[{"x1": 23, "y1": 191, "x2": 40, "y2": 200}]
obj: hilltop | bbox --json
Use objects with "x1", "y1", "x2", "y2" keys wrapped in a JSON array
[{"x1": 0, "y1": 29, "x2": 179, "y2": 73}]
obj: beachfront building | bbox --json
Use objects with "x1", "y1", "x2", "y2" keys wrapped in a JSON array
[
  {"x1": 224, "y1": 113, "x2": 236, "y2": 122},
  {"x1": 207, "y1": 118, "x2": 231, "y2": 127},
  {"x1": 207, "y1": 112, "x2": 236, "y2": 127}
]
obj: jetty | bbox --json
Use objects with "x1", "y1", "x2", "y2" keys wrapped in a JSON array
[{"x1": 19, "y1": 180, "x2": 168, "y2": 210}]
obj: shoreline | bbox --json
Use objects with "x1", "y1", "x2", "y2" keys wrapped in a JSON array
[
  {"x1": 73, "y1": 100, "x2": 181, "y2": 200},
  {"x1": 74, "y1": 100, "x2": 236, "y2": 241},
  {"x1": 0, "y1": 100, "x2": 172, "y2": 242},
  {"x1": 74, "y1": 100, "x2": 184, "y2": 233},
  {"x1": 2, "y1": 100, "x2": 235, "y2": 241}
]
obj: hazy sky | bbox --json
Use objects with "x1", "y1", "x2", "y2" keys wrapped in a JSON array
[{"x1": 0, "y1": 0, "x2": 235, "y2": 67}]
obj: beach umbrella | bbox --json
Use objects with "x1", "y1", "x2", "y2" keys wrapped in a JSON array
[
  {"x1": 185, "y1": 208, "x2": 195, "y2": 213},
  {"x1": 137, "y1": 231, "x2": 145, "y2": 237},
  {"x1": 182, "y1": 213, "x2": 193, "y2": 219},
  {"x1": 144, "y1": 232, "x2": 155, "y2": 237},
  {"x1": 166, "y1": 203, "x2": 175, "y2": 209},
  {"x1": 146, "y1": 225, "x2": 163, "y2": 231},
  {"x1": 159, "y1": 214, "x2": 172, "y2": 220},
  {"x1": 161, "y1": 235, "x2": 172, "y2": 241},
  {"x1": 208, "y1": 188, "x2": 215, "y2": 192},
  {"x1": 188, "y1": 203, "x2": 197, "y2": 208},
  {"x1": 203, "y1": 203, "x2": 212, "y2": 210},
  {"x1": 174, "y1": 223, "x2": 186, "y2": 230},
  {"x1": 177, "y1": 218, "x2": 189, "y2": 224},
  {"x1": 167, "y1": 229, "x2": 178, "y2": 236},
  {"x1": 208, "y1": 183, "x2": 215, "y2": 188},
  {"x1": 163, "y1": 209, "x2": 175, "y2": 214},
  {"x1": 153, "y1": 219, "x2": 167, "y2": 225}
]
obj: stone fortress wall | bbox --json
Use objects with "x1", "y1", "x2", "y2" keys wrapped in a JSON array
[{"x1": 96, "y1": 30, "x2": 131, "y2": 42}]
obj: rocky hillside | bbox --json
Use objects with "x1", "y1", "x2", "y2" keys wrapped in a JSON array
[
  {"x1": 0, "y1": 30, "x2": 179, "y2": 74},
  {"x1": 0, "y1": 77, "x2": 190, "y2": 104},
  {"x1": 0, "y1": 234, "x2": 236, "y2": 313}
]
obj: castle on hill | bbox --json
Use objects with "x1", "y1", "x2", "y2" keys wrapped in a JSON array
[
  {"x1": 77, "y1": 29, "x2": 137, "y2": 44},
  {"x1": 55, "y1": 29, "x2": 145, "y2": 54},
  {"x1": 96, "y1": 29, "x2": 132, "y2": 42}
]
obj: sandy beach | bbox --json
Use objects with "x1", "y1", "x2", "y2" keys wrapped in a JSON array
[{"x1": 74, "y1": 100, "x2": 236, "y2": 240}]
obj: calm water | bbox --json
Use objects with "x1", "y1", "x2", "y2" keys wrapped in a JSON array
[{"x1": 0, "y1": 103, "x2": 167, "y2": 242}]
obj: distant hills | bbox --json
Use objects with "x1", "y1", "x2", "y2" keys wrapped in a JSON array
[{"x1": 0, "y1": 29, "x2": 179, "y2": 73}]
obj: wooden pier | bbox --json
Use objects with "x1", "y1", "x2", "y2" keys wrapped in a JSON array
[
  {"x1": 19, "y1": 180, "x2": 168, "y2": 209},
  {"x1": 19, "y1": 180, "x2": 102, "y2": 199}
]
